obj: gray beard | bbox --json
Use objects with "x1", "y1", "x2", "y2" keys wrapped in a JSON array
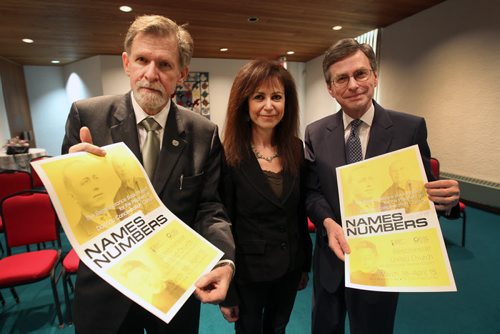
[{"x1": 135, "y1": 91, "x2": 167, "y2": 113}]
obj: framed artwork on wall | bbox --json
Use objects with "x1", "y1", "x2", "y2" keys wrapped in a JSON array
[{"x1": 174, "y1": 72, "x2": 210, "y2": 119}]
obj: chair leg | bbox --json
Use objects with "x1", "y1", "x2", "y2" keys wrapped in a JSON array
[
  {"x1": 62, "y1": 272, "x2": 74, "y2": 324},
  {"x1": 50, "y1": 275, "x2": 64, "y2": 328},
  {"x1": 10, "y1": 287, "x2": 19, "y2": 303},
  {"x1": 0, "y1": 291, "x2": 5, "y2": 306},
  {"x1": 461, "y1": 211, "x2": 467, "y2": 247},
  {"x1": 68, "y1": 276, "x2": 75, "y2": 292}
]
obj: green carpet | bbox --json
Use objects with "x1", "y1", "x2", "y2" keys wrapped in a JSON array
[{"x1": 1, "y1": 207, "x2": 499, "y2": 333}]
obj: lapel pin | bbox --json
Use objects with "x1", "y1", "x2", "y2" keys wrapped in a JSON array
[{"x1": 172, "y1": 139, "x2": 179, "y2": 147}]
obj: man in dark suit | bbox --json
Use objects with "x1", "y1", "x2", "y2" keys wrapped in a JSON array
[
  {"x1": 62, "y1": 15, "x2": 235, "y2": 334},
  {"x1": 304, "y1": 38, "x2": 461, "y2": 334}
]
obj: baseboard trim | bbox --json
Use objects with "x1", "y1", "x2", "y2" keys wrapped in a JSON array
[
  {"x1": 460, "y1": 199, "x2": 500, "y2": 215},
  {"x1": 441, "y1": 172, "x2": 499, "y2": 211}
]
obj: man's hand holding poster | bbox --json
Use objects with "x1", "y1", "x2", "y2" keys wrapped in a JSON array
[
  {"x1": 337, "y1": 145, "x2": 456, "y2": 292},
  {"x1": 31, "y1": 142, "x2": 223, "y2": 323}
]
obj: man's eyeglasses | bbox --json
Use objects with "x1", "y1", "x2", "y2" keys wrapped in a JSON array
[{"x1": 331, "y1": 69, "x2": 373, "y2": 88}]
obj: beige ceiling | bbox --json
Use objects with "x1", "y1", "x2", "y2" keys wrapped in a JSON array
[{"x1": 0, "y1": 0, "x2": 445, "y2": 66}]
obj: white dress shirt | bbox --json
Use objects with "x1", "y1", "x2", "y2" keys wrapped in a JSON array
[
  {"x1": 131, "y1": 91, "x2": 170, "y2": 150},
  {"x1": 342, "y1": 103, "x2": 375, "y2": 160}
]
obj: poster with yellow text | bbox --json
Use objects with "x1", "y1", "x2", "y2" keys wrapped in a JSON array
[
  {"x1": 31, "y1": 142, "x2": 223, "y2": 323},
  {"x1": 337, "y1": 145, "x2": 456, "y2": 292}
]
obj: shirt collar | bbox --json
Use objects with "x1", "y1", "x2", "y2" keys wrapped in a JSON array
[
  {"x1": 342, "y1": 102, "x2": 375, "y2": 130},
  {"x1": 130, "y1": 91, "x2": 170, "y2": 128}
]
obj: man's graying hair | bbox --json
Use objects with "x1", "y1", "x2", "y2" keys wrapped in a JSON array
[
  {"x1": 124, "y1": 15, "x2": 193, "y2": 69},
  {"x1": 322, "y1": 38, "x2": 377, "y2": 83}
]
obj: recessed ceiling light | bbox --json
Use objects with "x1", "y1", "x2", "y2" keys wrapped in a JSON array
[
  {"x1": 220, "y1": 48, "x2": 228, "y2": 52},
  {"x1": 119, "y1": 5, "x2": 132, "y2": 12},
  {"x1": 332, "y1": 25, "x2": 342, "y2": 31},
  {"x1": 247, "y1": 17, "x2": 259, "y2": 23},
  {"x1": 22, "y1": 38, "x2": 34, "y2": 44},
  {"x1": 51, "y1": 60, "x2": 60, "y2": 64},
  {"x1": 287, "y1": 51, "x2": 295, "y2": 55}
]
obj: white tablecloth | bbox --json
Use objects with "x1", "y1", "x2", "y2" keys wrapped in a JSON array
[{"x1": 0, "y1": 148, "x2": 48, "y2": 171}]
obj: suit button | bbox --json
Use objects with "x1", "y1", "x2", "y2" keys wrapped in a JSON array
[{"x1": 281, "y1": 242, "x2": 287, "y2": 249}]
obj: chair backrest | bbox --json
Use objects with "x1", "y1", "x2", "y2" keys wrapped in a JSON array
[
  {"x1": 307, "y1": 217, "x2": 316, "y2": 232},
  {"x1": 430, "y1": 157, "x2": 440, "y2": 179},
  {"x1": 0, "y1": 190, "x2": 60, "y2": 254},
  {"x1": 63, "y1": 248, "x2": 80, "y2": 273},
  {"x1": 30, "y1": 155, "x2": 52, "y2": 188},
  {"x1": 0, "y1": 170, "x2": 32, "y2": 202}
]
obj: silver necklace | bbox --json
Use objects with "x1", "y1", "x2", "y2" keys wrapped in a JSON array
[{"x1": 251, "y1": 145, "x2": 279, "y2": 162}]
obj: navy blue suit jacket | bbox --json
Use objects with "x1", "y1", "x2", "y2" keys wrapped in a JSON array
[{"x1": 304, "y1": 100, "x2": 434, "y2": 293}]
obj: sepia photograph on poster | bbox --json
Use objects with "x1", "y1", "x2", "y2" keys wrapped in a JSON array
[
  {"x1": 337, "y1": 145, "x2": 456, "y2": 292},
  {"x1": 31, "y1": 142, "x2": 223, "y2": 323}
]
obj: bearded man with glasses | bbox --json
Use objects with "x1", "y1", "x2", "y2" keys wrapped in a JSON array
[{"x1": 304, "y1": 38, "x2": 461, "y2": 334}]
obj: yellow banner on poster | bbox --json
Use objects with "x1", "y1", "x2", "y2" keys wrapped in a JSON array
[
  {"x1": 337, "y1": 145, "x2": 456, "y2": 292},
  {"x1": 31, "y1": 143, "x2": 223, "y2": 323}
]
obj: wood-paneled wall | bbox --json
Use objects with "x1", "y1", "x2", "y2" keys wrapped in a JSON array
[{"x1": 0, "y1": 56, "x2": 35, "y2": 147}]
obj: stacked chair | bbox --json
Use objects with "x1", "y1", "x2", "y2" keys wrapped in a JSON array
[
  {"x1": 29, "y1": 155, "x2": 52, "y2": 190},
  {"x1": 28, "y1": 155, "x2": 81, "y2": 324},
  {"x1": 0, "y1": 190, "x2": 64, "y2": 327},
  {"x1": 0, "y1": 170, "x2": 33, "y2": 303},
  {"x1": 0, "y1": 170, "x2": 32, "y2": 252},
  {"x1": 1, "y1": 159, "x2": 82, "y2": 327}
]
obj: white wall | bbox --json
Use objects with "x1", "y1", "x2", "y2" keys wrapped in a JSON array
[
  {"x1": 378, "y1": 0, "x2": 500, "y2": 183},
  {"x1": 24, "y1": 66, "x2": 69, "y2": 156},
  {"x1": 286, "y1": 62, "x2": 307, "y2": 139},
  {"x1": 190, "y1": 58, "x2": 249, "y2": 132},
  {"x1": 63, "y1": 56, "x2": 103, "y2": 103},
  {"x1": 22, "y1": 57, "x2": 104, "y2": 156},
  {"x1": 303, "y1": 54, "x2": 339, "y2": 128},
  {"x1": 101, "y1": 55, "x2": 129, "y2": 95},
  {"x1": 22, "y1": 56, "x2": 307, "y2": 152}
]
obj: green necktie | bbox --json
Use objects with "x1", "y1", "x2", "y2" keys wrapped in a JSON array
[{"x1": 141, "y1": 118, "x2": 161, "y2": 179}]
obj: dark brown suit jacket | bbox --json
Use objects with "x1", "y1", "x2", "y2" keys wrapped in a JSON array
[{"x1": 62, "y1": 93, "x2": 234, "y2": 332}]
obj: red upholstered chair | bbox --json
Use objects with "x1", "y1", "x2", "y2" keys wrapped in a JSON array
[
  {"x1": 30, "y1": 155, "x2": 52, "y2": 190},
  {"x1": 0, "y1": 170, "x2": 32, "y2": 199},
  {"x1": 0, "y1": 170, "x2": 32, "y2": 255},
  {"x1": 59, "y1": 248, "x2": 80, "y2": 324},
  {"x1": 430, "y1": 157, "x2": 467, "y2": 247},
  {"x1": 429, "y1": 157, "x2": 440, "y2": 180},
  {"x1": 0, "y1": 190, "x2": 64, "y2": 327},
  {"x1": 307, "y1": 217, "x2": 316, "y2": 232}
]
